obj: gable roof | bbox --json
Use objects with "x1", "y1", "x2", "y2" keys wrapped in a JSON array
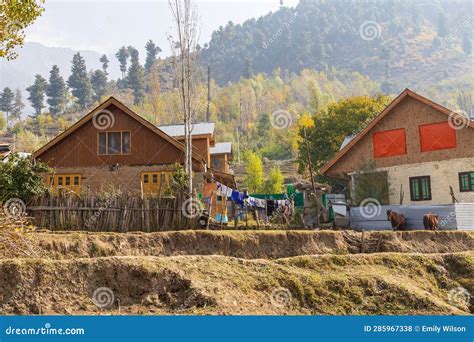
[
  {"x1": 157, "y1": 122, "x2": 215, "y2": 138},
  {"x1": 320, "y1": 88, "x2": 474, "y2": 175},
  {"x1": 32, "y1": 97, "x2": 206, "y2": 165},
  {"x1": 210, "y1": 142, "x2": 232, "y2": 155}
]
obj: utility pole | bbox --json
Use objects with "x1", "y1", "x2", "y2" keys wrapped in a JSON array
[
  {"x1": 236, "y1": 126, "x2": 241, "y2": 164},
  {"x1": 206, "y1": 65, "x2": 211, "y2": 122},
  {"x1": 303, "y1": 126, "x2": 319, "y2": 226}
]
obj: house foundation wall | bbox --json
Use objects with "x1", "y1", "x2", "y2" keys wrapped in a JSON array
[
  {"x1": 376, "y1": 157, "x2": 474, "y2": 205},
  {"x1": 49, "y1": 165, "x2": 205, "y2": 195}
]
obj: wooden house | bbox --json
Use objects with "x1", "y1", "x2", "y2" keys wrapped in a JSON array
[
  {"x1": 32, "y1": 97, "x2": 234, "y2": 195},
  {"x1": 320, "y1": 89, "x2": 474, "y2": 206},
  {"x1": 210, "y1": 142, "x2": 233, "y2": 173}
]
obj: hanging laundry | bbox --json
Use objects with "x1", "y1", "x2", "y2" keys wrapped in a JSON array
[
  {"x1": 216, "y1": 182, "x2": 228, "y2": 196},
  {"x1": 255, "y1": 198, "x2": 266, "y2": 208},
  {"x1": 247, "y1": 196, "x2": 257, "y2": 207},
  {"x1": 231, "y1": 190, "x2": 244, "y2": 205},
  {"x1": 226, "y1": 187, "x2": 233, "y2": 197}
]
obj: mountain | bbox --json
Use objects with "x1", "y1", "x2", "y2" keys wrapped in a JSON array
[
  {"x1": 0, "y1": 42, "x2": 121, "y2": 93},
  {"x1": 200, "y1": 0, "x2": 473, "y2": 91}
]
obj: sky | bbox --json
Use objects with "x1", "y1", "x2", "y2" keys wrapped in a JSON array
[{"x1": 25, "y1": 0, "x2": 299, "y2": 57}]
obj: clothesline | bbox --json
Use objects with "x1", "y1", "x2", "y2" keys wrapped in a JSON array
[{"x1": 216, "y1": 182, "x2": 290, "y2": 209}]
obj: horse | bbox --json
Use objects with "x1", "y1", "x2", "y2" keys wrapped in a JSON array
[
  {"x1": 423, "y1": 213, "x2": 439, "y2": 230},
  {"x1": 387, "y1": 209, "x2": 407, "y2": 231}
]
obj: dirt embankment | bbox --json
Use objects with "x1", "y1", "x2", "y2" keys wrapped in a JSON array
[
  {"x1": 0, "y1": 252, "x2": 472, "y2": 315},
  {"x1": 7, "y1": 230, "x2": 474, "y2": 260},
  {"x1": 0, "y1": 230, "x2": 472, "y2": 316}
]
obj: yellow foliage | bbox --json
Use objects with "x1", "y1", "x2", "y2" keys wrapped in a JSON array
[{"x1": 298, "y1": 113, "x2": 315, "y2": 128}]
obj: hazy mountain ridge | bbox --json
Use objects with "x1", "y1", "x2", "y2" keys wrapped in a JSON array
[
  {"x1": 200, "y1": 0, "x2": 473, "y2": 91},
  {"x1": 0, "y1": 42, "x2": 121, "y2": 92}
]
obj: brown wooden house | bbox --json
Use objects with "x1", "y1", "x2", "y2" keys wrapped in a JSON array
[
  {"x1": 210, "y1": 142, "x2": 233, "y2": 173},
  {"x1": 320, "y1": 89, "x2": 474, "y2": 206},
  {"x1": 33, "y1": 97, "x2": 235, "y2": 195}
]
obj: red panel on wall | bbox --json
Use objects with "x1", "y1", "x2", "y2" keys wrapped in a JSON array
[
  {"x1": 419, "y1": 121, "x2": 457, "y2": 152},
  {"x1": 373, "y1": 128, "x2": 407, "y2": 158}
]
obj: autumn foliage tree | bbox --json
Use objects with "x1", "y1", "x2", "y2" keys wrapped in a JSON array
[
  {"x1": 0, "y1": 0, "x2": 44, "y2": 60},
  {"x1": 298, "y1": 95, "x2": 391, "y2": 173}
]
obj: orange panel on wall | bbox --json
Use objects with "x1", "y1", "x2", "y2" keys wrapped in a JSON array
[
  {"x1": 419, "y1": 121, "x2": 457, "y2": 152},
  {"x1": 373, "y1": 128, "x2": 407, "y2": 158}
]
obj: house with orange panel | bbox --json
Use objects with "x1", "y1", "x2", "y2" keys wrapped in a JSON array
[{"x1": 320, "y1": 89, "x2": 474, "y2": 206}]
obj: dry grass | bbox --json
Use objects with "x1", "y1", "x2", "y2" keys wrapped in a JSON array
[
  {"x1": 0, "y1": 229, "x2": 472, "y2": 316},
  {"x1": 2, "y1": 230, "x2": 472, "y2": 260},
  {"x1": 0, "y1": 252, "x2": 471, "y2": 315}
]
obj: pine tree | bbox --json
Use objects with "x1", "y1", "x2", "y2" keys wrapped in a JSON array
[
  {"x1": 46, "y1": 65, "x2": 68, "y2": 117},
  {"x1": 67, "y1": 53, "x2": 92, "y2": 109},
  {"x1": 115, "y1": 46, "x2": 129, "y2": 78},
  {"x1": 437, "y1": 13, "x2": 447, "y2": 38},
  {"x1": 0, "y1": 87, "x2": 14, "y2": 127},
  {"x1": 145, "y1": 40, "x2": 161, "y2": 73},
  {"x1": 91, "y1": 70, "x2": 108, "y2": 102},
  {"x1": 99, "y1": 54, "x2": 109, "y2": 74},
  {"x1": 243, "y1": 58, "x2": 253, "y2": 79},
  {"x1": 11, "y1": 89, "x2": 25, "y2": 122},
  {"x1": 127, "y1": 48, "x2": 145, "y2": 105},
  {"x1": 462, "y1": 32, "x2": 472, "y2": 55},
  {"x1": 26, "y1": 75, "x2": 48, "y2": 117}
]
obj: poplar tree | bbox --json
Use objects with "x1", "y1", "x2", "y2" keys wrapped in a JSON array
[
  {"x1": 145, "y1": 40, "x2": 161, "y2": 73},
  {"x1": 0, "y1": 87, "x2": 14, "y2": 126},
  {"x1": 115, "y1": 46, "x2": 129, "y2": 78},
  {"x1": 99, "y1": 54, "x2": 109, "y2": 74},
  {"x1": 11, "y1": 89, "x2": 25, "y2": 122}
]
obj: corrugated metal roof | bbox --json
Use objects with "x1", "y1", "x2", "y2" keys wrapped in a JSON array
[
  {"x1": 157, "y1": 123, "x2": 215, "y2": 137},
  {"x1": 339, "y1": 135, "x2": 355, "y2": 151},
  {"x1": 210, "y1": 142, "x2": 232, "y2": 155}
]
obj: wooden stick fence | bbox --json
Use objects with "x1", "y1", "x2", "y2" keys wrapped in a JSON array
[{"x1": 27, "y1": 193, "x2": 195, "y2": 232}]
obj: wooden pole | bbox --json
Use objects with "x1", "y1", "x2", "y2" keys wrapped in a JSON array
[{"x1": 303, "y1": 126, "x2": 319, "y2": 226}]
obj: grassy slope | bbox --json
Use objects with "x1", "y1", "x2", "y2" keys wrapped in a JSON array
[{"x1": 0, "y1": 252, "x2": 472, "y2": 315}]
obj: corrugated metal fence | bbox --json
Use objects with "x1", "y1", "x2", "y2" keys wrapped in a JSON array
[{"x1": 350, "y1": 203, "x2": 474, "y2": 231}]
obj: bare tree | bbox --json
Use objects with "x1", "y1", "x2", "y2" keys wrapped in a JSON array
[{"x1": 168, "y1": 0, "x2": 200, "y2": 198}]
